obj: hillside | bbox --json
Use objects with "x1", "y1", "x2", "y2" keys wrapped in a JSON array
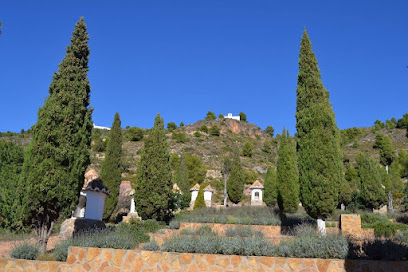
[{"x1": 1, "y1": 118, "x2": 408, "y2": 204}]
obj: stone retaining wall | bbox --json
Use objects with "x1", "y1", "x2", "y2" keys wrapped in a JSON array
[
  {"x1": 179, "y1": 222, "x2": 281, "y2": 237},
  {"x1": 3, "y1": 246, "x2": 408, "y2": 272},
  {"x1": 1, "y1": 246, "x2": 407, "y2": 271}
]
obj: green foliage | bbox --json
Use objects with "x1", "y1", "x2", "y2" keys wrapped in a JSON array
[
  {"x1": 193, "y1": 131, "x2": 201, "y2": 137},
  {"x1": 402, "y1": 182, "x2": 408, "y2": 212},
  {"x1": 179, "y1": 122, "x2": 184, "y2": 127},
  {"x1": 277, "y1": 129, "x2": 299, "y2": 213},
  {"x1": 0, "y1": 141, "x2": 24, "y2": 229},
  {"x1": 218, "y1": 114, "x2": 224, "y2": 118},
  {"x1": 295, "y1": 30, "x2": 343, "y2": 220},
  {"x1": 263, "y1": 167, "x2": 277, "y2": 207},
  {"x1": 19, "y1": 18, "x2": 93, "y2": 251},
  {"x1": 205, "y1": 111, "x2": 216, "y2": 121},
  {"x1": 199, "y1": 125, "x2": 208, "y2": 133},
  {"x1": 209, "y1": 125, "x2": 220, "y2": 136},
  {"x1": 239, "y1": 112, "x2": 247, "y2": 122},
  {"x1": 225, "y1": 227, "x2": 263, "y2": 238},
  {"x1": 167, "y1": 122, "x2": 177, "y2": 132},
  {"x1": 340, "y1": 127, "x2": 362, "y2": 146},
  {"x1": 374, "y1": 120, "x2": 385, "y2": 130},
  {"x1": 173, "y1": 155, "x2": 190, "y2": 208},
  {"x1": 396, "y1": 113, "x2": 408, "y2": 129},
  {"x1": 101, "y1": 113, "x2": 123, "y2": 221},
  {"x1": 398, "y1": 150, "x2": 408, "y2": 178},
  {"x1": 11, "y1": 243, "x2": 39, "y2": 260},
  {"x1": 243, "y1": 169, "x2": 257, "y2": 184},
  {"x1": 172, "y1": 132, "x2": 188, "y2": 143},
  {"x1": 242, "y1": 141, "x2": 253, "y2": 157},
  {"x1": 265, "y1": 126, "x2": 274, "y2": 138},
  {"x1": 361, "y1": 213, "x2": 407, "y2": 238},
  {"x1": 356, "y1": 152, "x2": 387, "y2": 209},
  {"x1": 194, "y1": 186, "x2": 206, "y2": 210},
  {"x1": 261, "y1": 140, "x2": 273, "y2": 154},
  {"x1": 134, "y1": 114, "x2": 173, "y2": 221},
  {"x1": 345, "y1": 166, "x2": 360, "y2": 190},
  {"x1": 338, "y1": 178, "x2": 353, "y2": 206},
  {"x1": 386, "y1": 119, "x2": 397, "y2": 129},
  {"x1": 374, "y1": 133, "x2": 395, "y2": 167},
  {"x1": 185, "y1": 153, "x2": 207, "y2": 185},
  {"x1": 126, "y1": 127, "x2": 144, "y2": 141},
  {"x1": 227, "y1": 153, "x2": 245, "y2": 204},
  {"x1": 92, "y1": 129, "x2": 106, "y2": 152},
  {"x1": 169, "y1": 152, "x2": 180, "y2": 172}
]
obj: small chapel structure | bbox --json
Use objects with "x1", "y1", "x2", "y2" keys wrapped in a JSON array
[
  {"x1": 72, "y1": 169, "x2": 110, "y2": 221},
  {"x1": 189, "y1": 183, "x2": 200, "y2": 208},
  {"x1": 250, "y1": 180, "x2": 264, "y2": 206},
  {"x1": 203, "y1": 185, "x2": 214, "y2": 207}
]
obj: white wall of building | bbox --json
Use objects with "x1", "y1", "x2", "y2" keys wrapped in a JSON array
[
  {"x1": 130, "y1": 195, "x2": 136, "y2": 213},
  {"x1": 84, "y1": 191, "x2": 106, "y2": 221},
  {"x1": 251, "y1": 188, "x2": 263, "y2": 202},
  {"x1": 191, "y1": 190, "x2": 198, "y2": 202},
  {"x1": 204, "y1": 191, "x2": 213, "y2": 201},
  {"x1": 224, "y1": 113, "x2": 240, "y2": 121}
]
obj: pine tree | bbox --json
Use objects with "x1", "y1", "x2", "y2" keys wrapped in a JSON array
[
  {"x1": 242, "y1": 141, "x2": 253, "y2": 157},
  {"x1": 295, "y1": 30, "x2": 343, "y2": 233},
  {"x1": 263, "y1": 167, "x2": 277, "y2": 207},
  {"x1": 173, "y1": 154, "x2": 190, "y2": 208},
  {"x1": 134, "y1": 114, "x2": 173, "y2": 221},
  {"x1": 374, "y1": 133, "x2": 395, "y2": 171},
  {"x1": 227, "y1": 152, "x2": 245, "y2": 204},
  {"x1": 356, "y1": 152, "x2": 387, "y2": 209},
  {"x1": 19, "y1": 18, "x2": 93, "y2": 252},
  {"x1": 101, "y1": 112, "x2": 123, "y2": 221},
  {"x1": 402, "y1": 182, "x2": 408, "y2": 212},
  {"x1": 194, "y1": 185, "x2": 206, "y2": 210},
  {"x1": 276, "y1": 129, "x2": 299, "y2": 213}
]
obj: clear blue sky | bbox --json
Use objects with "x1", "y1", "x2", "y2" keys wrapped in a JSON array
[{"x1": 1, "y1": 1, "x2": 407, "y2": 134}]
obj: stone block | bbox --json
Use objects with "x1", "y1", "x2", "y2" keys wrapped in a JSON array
[{"x1": 59, "y1": 218, "x2": 106, "y2": 240}]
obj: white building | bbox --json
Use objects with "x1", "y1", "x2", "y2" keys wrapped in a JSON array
[
  {"x1": 224, "y1": 113, "x2": 240, "y2": 121},
  {"x1": 203, "y1": 185, "x2": 214, "y2": 207},
  {"x1": 190, "y1": 183, "x2": 200, "y2": 208},
  {"x1": 93, "y1": 124, "x2": 111, "y2": 130},
  {"x1": 250, "y1": 180, "x2": 264, "y2": 206},
  {"x1": 73, "y1": 169, "x2": 110, "y2": 221}
]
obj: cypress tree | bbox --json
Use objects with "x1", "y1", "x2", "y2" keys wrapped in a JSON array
[
  {"x1": 19, "y1": 18, "x2": 93, "y2": 252},
  {"x1": 227, "y1": 152, "x2": 245, "y2": 204},
  {"x1": 134, "y1": 114, "x2": 173, "y2": 221},
  {"x1": 276, "y1": 129, "x2": 299, "y2": 213},
  {"x1": 263, "y1": 167, "x2": 277, "y2": 207},
  {"x1": 193, "y1": 185, "x2": 206, "y2": 210},
  {"x1": 295, "y1": 30, "x2": 343, "y2": 233},
  {"x1": 374, "y1": 133, "x2": 395, "y2": 171},
  {"x1": 101, "y1": 112, "x2": 123, "y2": 221},
  {"x1": 356, "y1": 152, "x2": 387, "y2": 209},
  {"x1": 173, "y1": 154, "x2": 190, "y2": 209}
]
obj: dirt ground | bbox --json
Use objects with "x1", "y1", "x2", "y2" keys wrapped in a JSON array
[{"x1": 0, "y1": 235, "x2": 60, "y2": 258}]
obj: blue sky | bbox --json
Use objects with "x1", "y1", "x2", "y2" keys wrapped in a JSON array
[{"x1": 0, "y1": 1, "x2": 407, "y2": 134}]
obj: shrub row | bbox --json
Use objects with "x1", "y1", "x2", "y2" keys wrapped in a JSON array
[{"x1": 11, "y1": 243, "x2": 39, "y2": 260}]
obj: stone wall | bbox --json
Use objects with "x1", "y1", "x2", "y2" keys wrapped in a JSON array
[
  {"x1": 179, "y1": 222, "x2": 281, "y2": 238},
  {"x1": 340, "y1": 214, "x2": 374, "y2": 239},
  {"x1": 2, "y1": 247, "x2": 407, "y2": 272}
]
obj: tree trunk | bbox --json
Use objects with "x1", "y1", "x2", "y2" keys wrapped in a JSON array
[
  {"x1": 317, "y1": 217, "x2": 326, "y2": 236},
  {"x1": 388, "y1": 191, "x2": 394, "y2": 212},
  {"x1": 386, "y1": 165, "x2": 389, "y2": 174},
  {"x1": 223, "y1": 175, "x2": 228, "y2": 207},
  {"x1": 35, "y1": 221, "x2": 54, "y2": 254}
]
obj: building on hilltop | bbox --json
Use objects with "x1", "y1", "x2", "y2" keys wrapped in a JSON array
[
  {"x1": 224, "y1": 113, "x2": 240, "y2": 121},
  {"x1": 93, "y1": 123, "x2": 111, "y2": 130}
]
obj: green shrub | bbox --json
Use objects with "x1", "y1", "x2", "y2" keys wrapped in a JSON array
[
  {"x1": 11, "y1": 244, "x2": 39, "y2": 260},
  {"x1": 279, "y1": 234, "x2": 348, "y2": 259},
  {"x1": 226, "y1": 217, "x2": 239, "y2": 224},
  {"x1": 172, "y1": 132, "x2": 188, "y2": 143},
  {"x1": 194, "y1": 131, "x2": 201, "y2": 137},
  {"x1": 199, "y1": 125, "x2": 208, "y2": 133},
  {"x1": 195, "y1": 225, "x2": 214, "y2": 236},
  {"x1": 209, "y1": 126, "x2": 220, "y2": 136},
  {"x1": 142, "y1": 241, "x2": 160, "y2": 251},
  {"x1": 169, "y1": 220, "x2": 180, "y2": 229}
]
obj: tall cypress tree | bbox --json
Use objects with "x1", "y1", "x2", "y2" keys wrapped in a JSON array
[
  {"x1": 263, "y1": 167, "x2": 277, "y2": 207},
  {"x1": 101, "y1": 112, "x2": 123, "y2": 221},
  {"x1": 227, "y1": 152, "x2": 245, "y2": 204},
  {"x1": 277, "y1": 129, "x2": 299, "y2": 213},
  {"x1": 193, "y1": 185, "x2": 206, "y2": 210},
  {"x1": 356, "y1": 152, "x2": 387, "y2": 209},
  {"x1": 19, "y1": 18, "x2": 93, "y2": 252},
  {"x1": 173, "y1": 154, "x2": 190, "y2": 209},
  {"x1": 134, "y1": 114, "x2": 173, "y2": 221},
  {"x1": 374, "y1": 133, "x2": 395, "y2": 171},
  {"x1": 295, "y1": 30, "x2": 343, "y2": 233}
]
